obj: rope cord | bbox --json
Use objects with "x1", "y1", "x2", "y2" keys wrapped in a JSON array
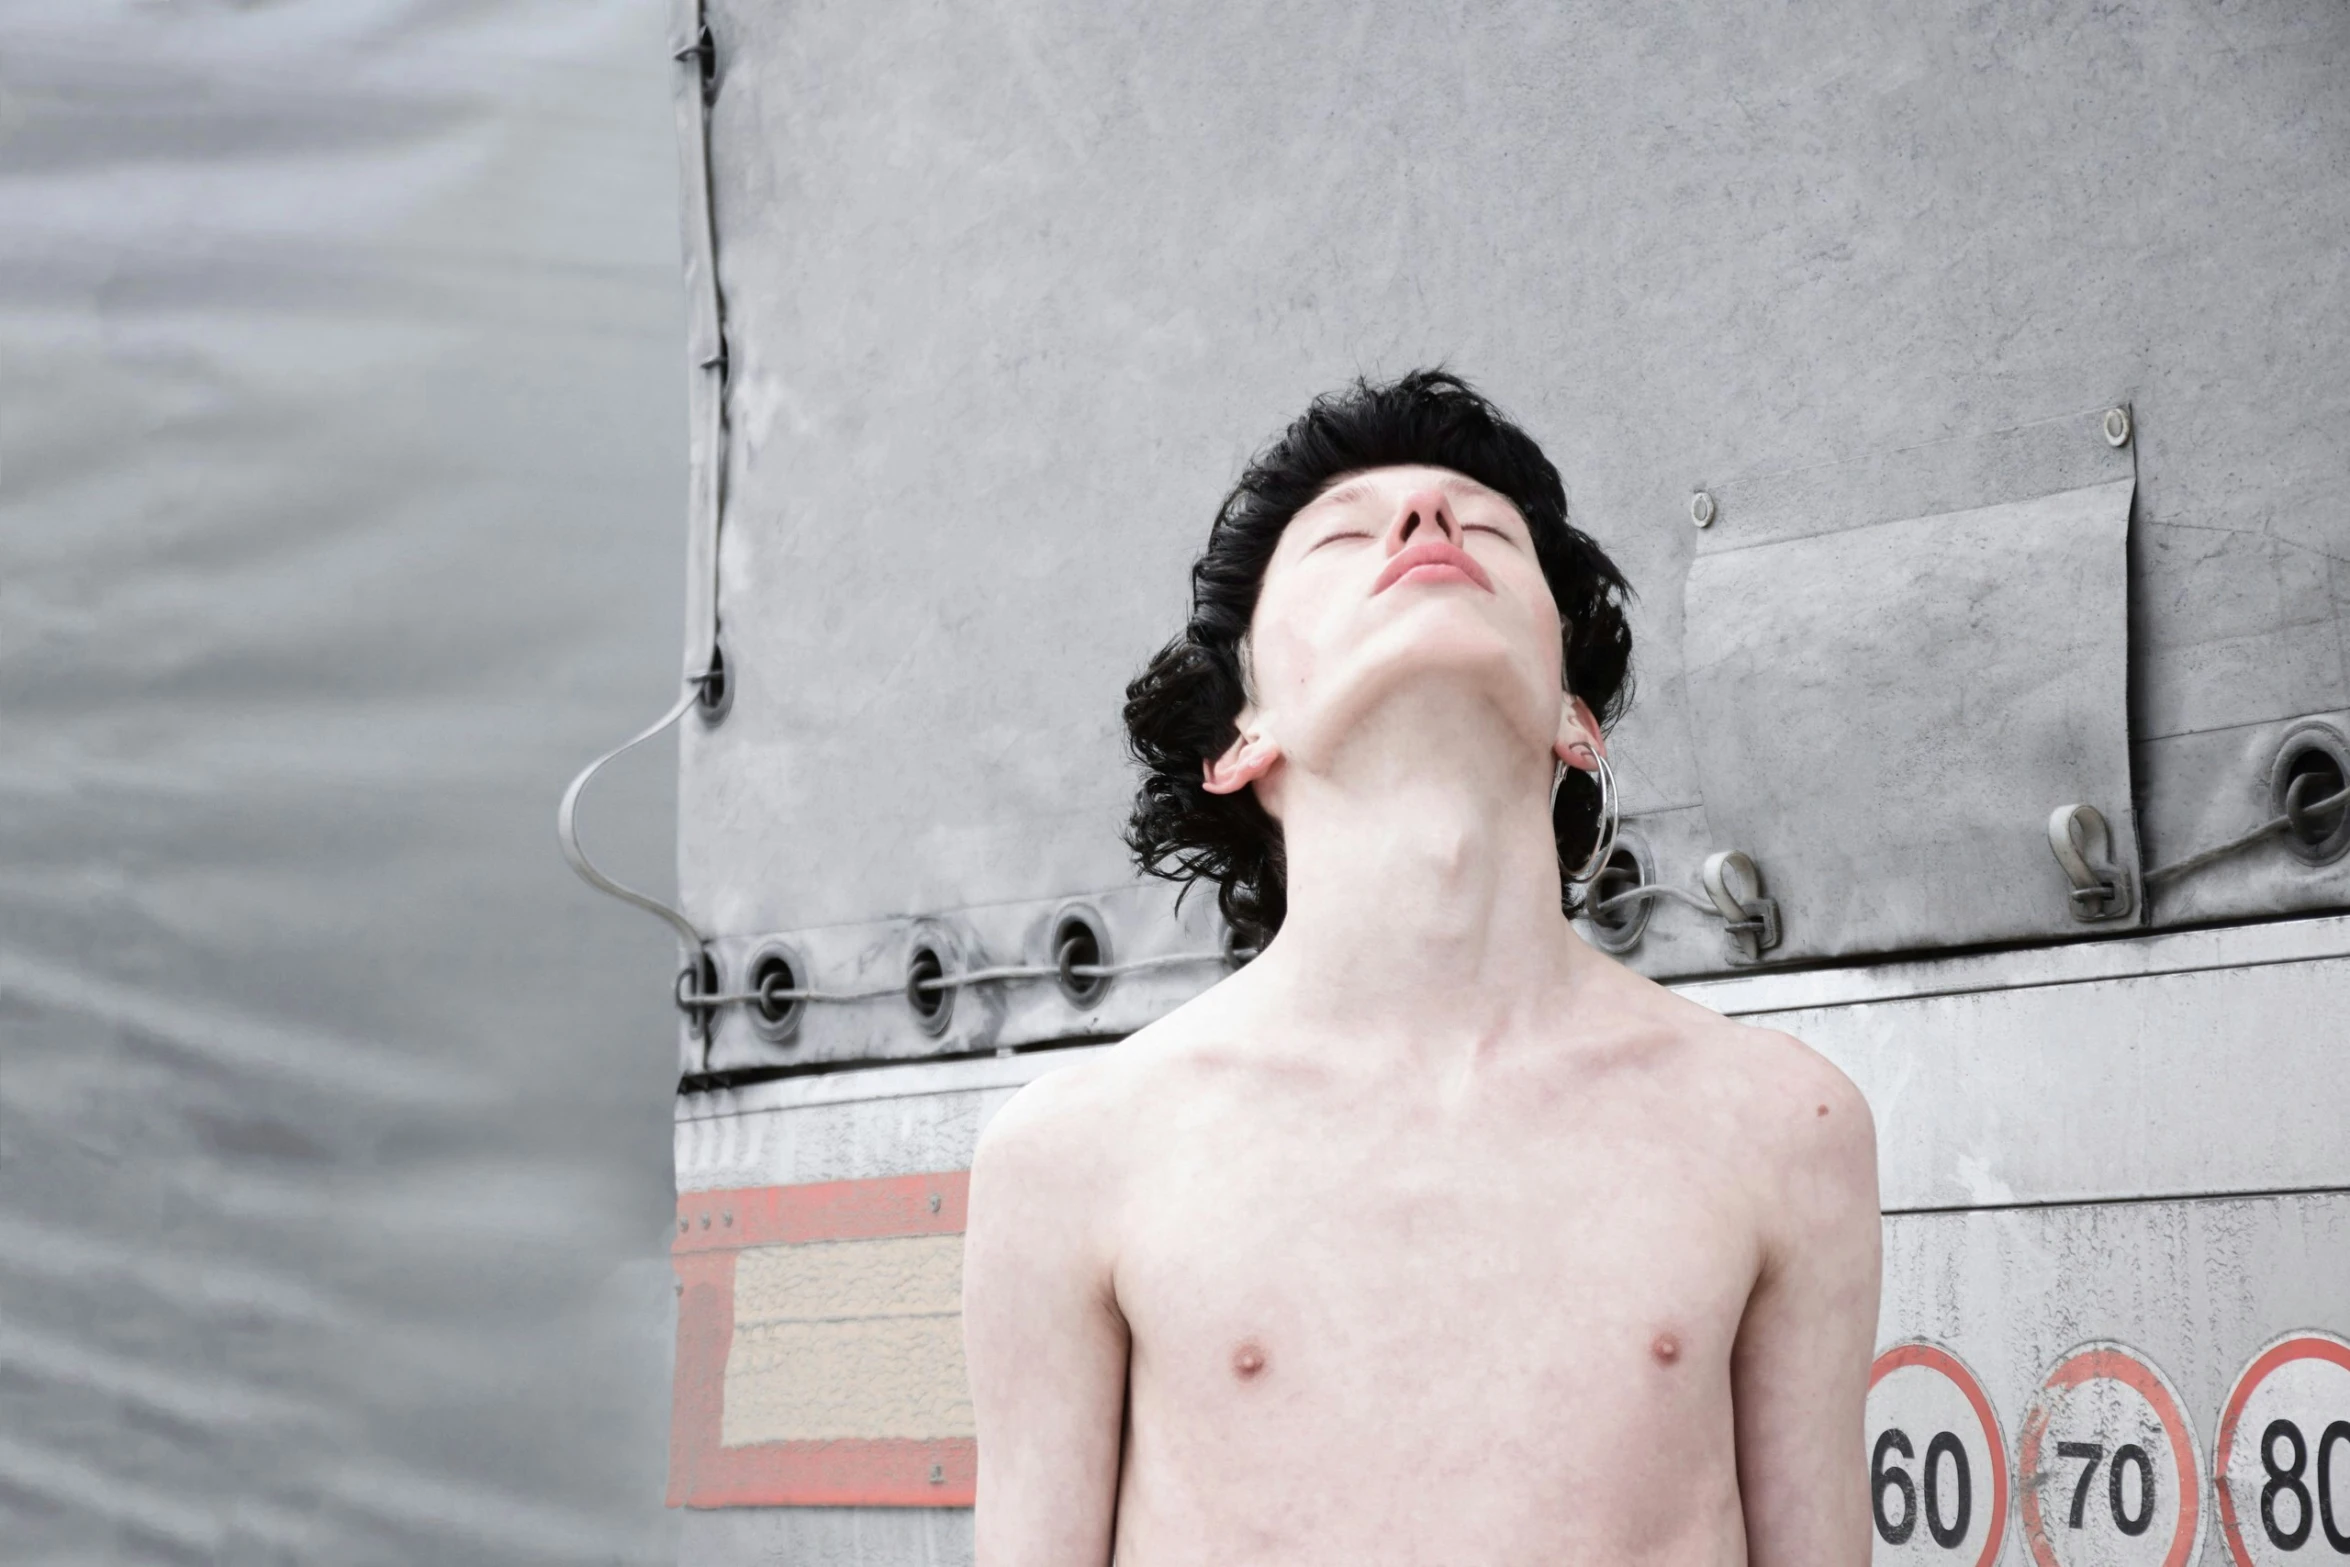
[
  {"x1": 2143, "y1": 776, "x2": 2350, "y2": 888},
  {"x1": 607, "y1": 763, "x2": 2350, "y2": 1022},
  {"x1": 558, "y1": 685, "x2": 705, "y2": 952},
  {"x1": 679, "y1": 944, "x2": 1234, "y2": 1014},
  {"x1": 1592, "y1": 882, "x2": 1717, "y2": 917}
]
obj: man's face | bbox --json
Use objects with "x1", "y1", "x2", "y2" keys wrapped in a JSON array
[{"x1": 1212, "y1": 464, "x2": 1586, "y2": 797}]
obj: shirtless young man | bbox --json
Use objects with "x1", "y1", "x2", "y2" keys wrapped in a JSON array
[{"x1": 961, "y1": 371, "x2": 1881, "y2": 1566}]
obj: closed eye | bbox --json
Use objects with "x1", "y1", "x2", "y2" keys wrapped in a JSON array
[{"x1": 1307, "y1": 529, "x2": 1375, "y2": 552}]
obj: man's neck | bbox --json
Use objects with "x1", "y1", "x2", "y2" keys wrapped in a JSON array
[{"x1": 1247, "y1": 687, "x2": 1595, "y2": 1070}]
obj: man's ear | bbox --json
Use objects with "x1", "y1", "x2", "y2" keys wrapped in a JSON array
[
  {"x1": 1203, "y1": 722, "x2": 1281, "y2": 795},
  {"x1": 1554, "y1": 693, "x2": 1606, "y2": 768}
]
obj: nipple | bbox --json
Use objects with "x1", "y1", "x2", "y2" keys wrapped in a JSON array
[
  {"x1": 1232, "y1": 1341, "x2": 1268, "y2": 1380},
  {"x1": 1651, "y1": 1332, "x2": 1681, "y2": 1366}
]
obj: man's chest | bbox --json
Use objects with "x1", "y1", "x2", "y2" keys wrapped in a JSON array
[{"x1": 1110, "y1": 1120, "x2": 1762, "y2": 1415}]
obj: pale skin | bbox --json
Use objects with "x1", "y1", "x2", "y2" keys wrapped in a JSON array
[{"x1": 963, "y1": 464, "x2": 1882, "y2": 1566}]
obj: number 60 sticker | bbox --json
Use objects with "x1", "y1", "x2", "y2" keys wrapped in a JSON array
[
  {"x1": 2213, "y1": 1330, "x2": 2350, "y2": 1567},
  {"x1": 1868, "y1": 1341, "x2": 2010, "y2": 1567},
  {"x1": 2018, "y1": 1341, "x2": 2205, "y2": 1567}
]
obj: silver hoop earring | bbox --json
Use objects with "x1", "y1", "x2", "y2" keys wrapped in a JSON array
[{"x1": 1565, "y1": 750, "x2": 1620, "y2": 885}]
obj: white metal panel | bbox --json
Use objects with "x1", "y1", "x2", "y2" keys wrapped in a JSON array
[
  {"x1": 1679, "y1": 912, "x2": 2350, "y2": 1017},
  {"x1": 681, "y1": 1195, "x2": 2350, "y2": 1567},
  {"x1": 1877, "y1": 1195, "x2": 2350, "y2": 1567},
  {"x1": 680, "y1": 1505, "x2": 972, "y2": 1567},
  {"x1": 670, "y1": 928, "x2": 2350, "y2": 1564},
  {"x1": 1748, "y1": 955, "x2": 2350, "y2": 1211},
  {"x1": 677, "y1": 1076, "x2": 1029, "y2": 1192}
]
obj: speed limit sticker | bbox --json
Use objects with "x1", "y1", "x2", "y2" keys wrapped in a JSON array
[
  {"x1": 1868, "y1": 1341, "x2": 2010, "y2": 1567},
  {"x1": 2213, "y1": 1331, "x2": 2350, "y2": 1567},
  {"x1": 2018, "y1": 1341, "x2": 2205, "y2": 1567}
]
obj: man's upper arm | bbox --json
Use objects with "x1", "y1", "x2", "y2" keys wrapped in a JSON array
[
  {"x1": 963, "y1": 1070, "x2": 1130, "y2": 1567},
  {"x1": 1730, "y1": 1039, "x2": 1883, "y2": 1567}
]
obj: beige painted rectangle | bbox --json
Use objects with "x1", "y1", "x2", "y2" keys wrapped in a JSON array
[
  {"x1": 733, "y1": 1234, "x2": 964, "y2": 1322},
  {"x1": 721, "y1": 1233, "x2": 974, "y2": 1446}
]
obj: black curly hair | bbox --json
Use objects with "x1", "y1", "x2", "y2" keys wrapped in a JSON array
[{"x1": 1122, "y1": 369, "x2": 1634, "y2": 952}]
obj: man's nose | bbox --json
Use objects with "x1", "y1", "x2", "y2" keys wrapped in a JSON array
[{"x1": 1386, "y1": 488, "x2": 1462, "y2": 551}]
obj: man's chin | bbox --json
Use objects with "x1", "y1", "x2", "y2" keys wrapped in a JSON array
[
  {"x1": 1348, "y1": 622, "x2": 1537, "y2": 692},
  {"x1": 1293, "y1": 644, "x2": 1553, "y2": 751}
]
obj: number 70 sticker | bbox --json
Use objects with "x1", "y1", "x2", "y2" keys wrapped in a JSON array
[
  {"x1": 2017, "y1": 1341, "x2": 2204, "y2": 1567},
  {"x1": 1869, "y1": 1342, "x2": 2011, "y2": 1567}
]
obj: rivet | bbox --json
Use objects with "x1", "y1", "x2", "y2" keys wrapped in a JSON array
[
  {"x1": 678, "y1": 1219, "x2": 689, "y2": 1234},
  {"x1": 928, "y1": 1193, "x2": 942, "y2": 1213},
  {"x1": 2103, "y1": 406, "x2": 2132, "y2": 448},
  {"x1": 722, "y1": 1212, "x2": 733, "y2": 1226},
  {"x1": 700, "y1": 1214, "x2": 711, "y2": 1229},
  {"x1": 929, "y1": 1463, "x2": 945, "y2": 1484},
  {"x1": 1689, "y1": 491, "x2": 1716, "y2": 529}
]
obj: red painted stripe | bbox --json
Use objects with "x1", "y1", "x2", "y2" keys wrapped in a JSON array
[
  {"x1": 668, "y1": 1170, "x2": 976, "y2": 1509},
  {"x1": 674, "y1": 1170, "x2": 970, "y2": 1253},
  {"x1": 685, "y1": 1437, "x2": 977, "y2": 1509},
  {"x1": 667, "y1": 1247, "x2": 737, "y2": 1507}
]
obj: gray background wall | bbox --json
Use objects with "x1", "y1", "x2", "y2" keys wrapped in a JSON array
[{"x1": 1, "y1": 3, "x2": 687, "y2": 1561}]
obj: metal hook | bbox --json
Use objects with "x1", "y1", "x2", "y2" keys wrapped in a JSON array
[
  {"x1": 672, "y1": 21, "x2": 715, "y2": 96},
  {"x1": 2046, "y1": 803, "x2": 2135, "y2": 921},
  {"x1": 1701, "y1": 850, "x2": 1782, "y2": 964}
]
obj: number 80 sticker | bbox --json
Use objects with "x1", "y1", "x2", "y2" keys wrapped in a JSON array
[
  {"x1": 2214, "y1": 1330, "x2": 2350, "y2": 1567},
  {"x1": 1868, "y1": 1341, "x2": 2010, "y2": 1567},
  {"x1": 2018, "y1": 1341, "x2": 2204, "y2": 1567}
]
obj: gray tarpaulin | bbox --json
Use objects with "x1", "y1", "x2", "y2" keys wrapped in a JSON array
[
  {"x1": 1683, "y1": 414, "x2": 2140, "y2": 962},
  {"x1": 681, "y1": 0, "x2": 2350, "y2": 1026},
  {"x1": 2, "y1": 4, "x2": 687, "y2": 1561}
]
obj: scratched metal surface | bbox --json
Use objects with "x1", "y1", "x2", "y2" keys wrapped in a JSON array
[
  {"x1": 676, "y1": 0, "x2": 2350, "y2": 1058},
  {"x1": 1875, "y1": 1194, "x2": 2350, "y2": 1566},
  {"x1": 676, "y1": 1195, "x2": 2350, "y2": 1567},
  {"x1": 680, "y1": 1505, "x2": 973, "y2": 1567},
  {"x1": 671, "y1": 923, "x2": 2350, "y2": 1563},
  {"x1": 0, "y1": 5, "x2": 688, "y2": 1562}
]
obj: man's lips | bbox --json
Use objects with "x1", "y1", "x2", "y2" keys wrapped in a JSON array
[{"x1": 1372, "y1": 539, "x2": 1494, "y2": 595}]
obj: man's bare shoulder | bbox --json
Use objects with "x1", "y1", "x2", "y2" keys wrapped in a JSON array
[
  {"x1": 1583, "y1": 959, "x2": 1876, "y2": 1186},
  {"x1": 969, "y1": 977, "x2": 1251, "y2": 1207}
]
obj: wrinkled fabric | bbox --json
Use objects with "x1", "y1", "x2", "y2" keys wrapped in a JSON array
[{"x1": 0, "y1": 4, "x2": 689, "y2": 1561}]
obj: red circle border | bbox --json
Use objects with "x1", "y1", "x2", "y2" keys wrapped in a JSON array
[
  {"x1": 2016, "y1": 1341, "x2": 2202, "y2": 1567},
  {"x1": 1870, "y1": 1340, "x2": 2011, "y2": 1567},
  {"x1": 2212, "y1": 1331, "x2": 2350, "y2": 1567}
]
